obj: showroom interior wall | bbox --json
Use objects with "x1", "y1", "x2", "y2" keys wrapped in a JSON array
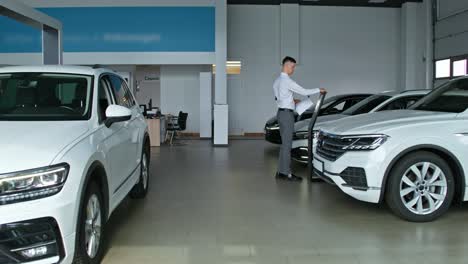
[
  {"x1": 160, "y1": 65, "x2": 211, "y2": 133},
  {"x1": 134, "y1": 66, "x2": 160, "y2": 107},
  {"x1": 434, "y1": 0, "x2": 468, "y2": 86},
  {"x1": 400, "y1": 1, "x2": 429, "y2": 91},
  {"x1": 227, "y1": 3, "x2": 428, "y2": 134},
  {"x1": 434, "y1": 0, "x2": 468, "y2": 59},
  {"x1": 0, "y1": 0, "x2": 229, "y2": 140}
]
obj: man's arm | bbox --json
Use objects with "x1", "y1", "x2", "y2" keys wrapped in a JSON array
[{"x1": 288, "y1": 79, "x2": 321, "y2": 96}]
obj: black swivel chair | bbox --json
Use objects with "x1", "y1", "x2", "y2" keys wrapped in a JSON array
[{"x1": 166, "y1": 111, "x2": 188, "y2": 145}]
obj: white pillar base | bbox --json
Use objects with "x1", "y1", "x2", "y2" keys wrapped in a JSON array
[{"x1": 214, "y1": 104, "x2": 229, "y2": 146}]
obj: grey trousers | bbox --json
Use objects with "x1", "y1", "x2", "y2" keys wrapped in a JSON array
[{"x1": 277, "y1": 109, "x2": 295, "y2": 175}]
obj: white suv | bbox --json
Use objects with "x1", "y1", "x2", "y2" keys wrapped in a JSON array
[
  {"x1": 291, "y1": 90, "x2": 429, "y2": 163},
  {"x1": 0, "y1": 66, "x2": 150, "y2": 263},
  {"x1": 313, "y1": 76, "x2": 468, "y2": 222}
]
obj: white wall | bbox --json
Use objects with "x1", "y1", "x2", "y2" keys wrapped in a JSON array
[
  {"x1": 228, "y1": 5, "x2": 402, "y2": 134},
  {"x1": 400, "y1": 2, "x2": 428, "y2": 90},
  {"x1": 160, "y1": 65, "x2": 210, "y2": 133},
  {"x1": 435, "y1": 0, "x2": 468, "y2": 59},
  {"x1": 227, "y1": 5, "x2": 280, "y2": 135},
  {"x1": 134, "y1": 66, "x2": 161, "y2": 107}
]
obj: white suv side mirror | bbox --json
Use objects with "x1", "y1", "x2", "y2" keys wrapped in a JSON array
[{"x1": 105, "y1": 105, "x2": 132, "y2": 127}]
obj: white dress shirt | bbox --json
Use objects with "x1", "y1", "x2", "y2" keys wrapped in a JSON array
[{"x1": 273, "y1": 72, "x2": 320, "y2": 110}]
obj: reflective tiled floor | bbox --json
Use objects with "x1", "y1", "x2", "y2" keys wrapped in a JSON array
[{"x1": 103, "y1": 140, "x2": 468, "y2": 264}]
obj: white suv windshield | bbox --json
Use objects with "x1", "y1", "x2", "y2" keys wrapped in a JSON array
[
  {"x1": 0, "y1": 73, "x2": 92, "y2": 120},
  {"x1": 342, "y1": 94, "x2": 391, "y2": 115},
  {"x1": 412, "y1": 78, "x2": 468, "y2": 113}
]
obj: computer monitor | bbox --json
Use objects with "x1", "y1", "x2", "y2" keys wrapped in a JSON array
[{"x1": 148, "y1": 99, "x2": 153, "y2": 110}]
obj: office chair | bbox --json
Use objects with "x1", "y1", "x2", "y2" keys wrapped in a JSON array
[{"x1": 166, "y1": 111, "x2": 188, "y2": 145}]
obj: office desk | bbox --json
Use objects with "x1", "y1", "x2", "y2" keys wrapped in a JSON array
[{"x1": 146, "y1": 118, "x2": 161, "y2": 147}]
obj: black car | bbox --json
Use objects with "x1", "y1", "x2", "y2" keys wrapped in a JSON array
[{"x1": 264, "y1": 93, "x2": 373, "y2": 144}]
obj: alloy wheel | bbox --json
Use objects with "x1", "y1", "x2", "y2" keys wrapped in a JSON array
[
  {"x1": 399, "y1": 162, "x2": 448, "y2": 215},
  {"x1": 84, "y1": 194, "x2": 102, "y2": 258},
  {"x1": 142, "y1": 153, "x2": 149, "y2": 190}
]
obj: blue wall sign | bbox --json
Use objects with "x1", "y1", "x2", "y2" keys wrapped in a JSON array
[{"x1": 0, "y1": 7, "x2": 215, "y2": 53}]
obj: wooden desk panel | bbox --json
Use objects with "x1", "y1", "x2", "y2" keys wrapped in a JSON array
[{"x1": 146, "y1": 118, "x2": 160, "y2": 147}]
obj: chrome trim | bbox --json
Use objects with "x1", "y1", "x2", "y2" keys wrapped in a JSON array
[{"x1": 11, "y1": 241, "x2": 57, "y2": 252}]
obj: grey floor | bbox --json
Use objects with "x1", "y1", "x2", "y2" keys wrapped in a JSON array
[{"x1": 103, "y1": 140, "x2": 468, "y2": 264}]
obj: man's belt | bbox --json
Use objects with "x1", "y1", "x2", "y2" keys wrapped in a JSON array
[{"x1": 278, "y1": 108, "x2": 294, "y2": 112}]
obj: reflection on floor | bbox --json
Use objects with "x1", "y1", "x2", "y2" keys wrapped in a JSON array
[{"x1": 103, "y1": 140, "x2": 468, "y2": 264}]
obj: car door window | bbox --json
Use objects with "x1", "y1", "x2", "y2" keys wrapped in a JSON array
[
  {"x1": 109, "y1": 75, "x2": 135, "y2": 109},
  {"x1": 321, "y1": 100, "x2": 346, "y2": 115},
  {"x1": 98, "y1": 77, "x2": 113, "y2": 123},
  {"x1": 343, "y1": 98, "x2": 361, "y2": 110},
  {"x1": 122, "y1": 80, "x2": 136, "y2": 108},
  {"x1": 330, "y1": 101, "x2": 346, "y2": 111},
  {"x1": 377, "y1": 96, "x2": 423, "y2": 111}
]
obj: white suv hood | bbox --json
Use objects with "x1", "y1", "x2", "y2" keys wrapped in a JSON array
[
  {"x1": 0, "y1": 121, "x2": 89, "y2": 173},
  {"x1": 320, "y1": 110, "x2": 456, "y2": 135},
  {"x1": 295, "y1": 114, "x2": 348, "y2": 132}
]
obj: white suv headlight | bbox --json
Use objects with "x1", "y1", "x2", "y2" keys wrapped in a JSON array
[
  {"x1": 0, "y1": 164, "x2": 69, "y2": 205},
  {"x1": 341, "y1": 135, "x2": 389, "y2": 150},
  {"x1": 266, "y1": 124, "x2": 280, "y2": 130},
  {"x1": 294, "y1": 130, "x2": 319, "y2": 140}
]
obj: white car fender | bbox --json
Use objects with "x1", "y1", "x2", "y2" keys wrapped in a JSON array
[{"x1": 377, "y1": 135, "x2": 465, "y2": 201}]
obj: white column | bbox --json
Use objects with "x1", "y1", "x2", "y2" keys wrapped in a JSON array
[
  {"x1": 401, "y1": 3, "x2": 417, "y2": 90},
  {"x1": 425, "y1": 0, "x2": 434, "y2": 89},
  {"x1": 0, "y1": 0, "x2": 62, "y2": 65},
  {"x1": 200, "y1": 72, "x2": 212, "y2": 138},
  {"x1": 42, "y1": 25, "x2": 62, "y2": 65},
  {"x1": 214, "y1": 0, "x2": 228, "y2": 145},
  {"x1": 280, "y1": 4, "x2": 300, "y2": 61},
  {"x1": 401, "y1": 2, "x2": 427, "y2": 90}
]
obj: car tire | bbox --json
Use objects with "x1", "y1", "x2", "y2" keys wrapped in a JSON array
[
  {"x1": 385, "y1": 151, "x2": 454, "y2": 222},
  {"x1": 72, "y1": 181, "x2": 106, "y2": 264},
  {"x1": 129, "y1": 142, "x2": 150, "y2": 199}
]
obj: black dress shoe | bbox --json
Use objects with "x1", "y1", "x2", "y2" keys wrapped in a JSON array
[{"x1": 276, "y1": 172, "x2": 303, "y2": 182}]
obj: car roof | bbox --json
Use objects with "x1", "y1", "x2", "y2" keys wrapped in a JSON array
[
  {"x1": 395, "y1": 89, "x2": 431, "y2": 96},
  {"x1": 296, "y1": 93, "x2": 375, "y2": 114},
  {"x1": 332, "y1": 93, "x2": 374, "y2": 98},
  {"x1": 376, "y1": 90, "x2": 399, "y2": 96},
  {"x1": 373, "y1": 89, "x2": 429, "y2": 97},
  {"x1": 0, "y1": 65, "x2": 114, "y2": 76},
  {"x1": 370, "y1": 89, "x2": 430, "y2": 112}
]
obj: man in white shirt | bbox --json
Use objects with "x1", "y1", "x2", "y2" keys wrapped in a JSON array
[{"x1": 273, "y1": 56, "x2": 326, "y2": 181}]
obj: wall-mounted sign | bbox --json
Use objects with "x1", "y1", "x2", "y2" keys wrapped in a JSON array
[
  {"x1": 0, "y1": 7, "x2": 215, "y2": 53},
  {"x1": 144, "y1": 75, "x2": 160, "y2": 82}
]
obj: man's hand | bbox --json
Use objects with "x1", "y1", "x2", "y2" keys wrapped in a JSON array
[
  {"x1": 294, "y1": 99, "x2": 301, "y2": 104},
  {"x1": 320, "y1": 88, "x2": 327, "y2": 95}
]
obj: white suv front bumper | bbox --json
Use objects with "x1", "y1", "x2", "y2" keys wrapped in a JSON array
[
  {"x1": 312, "y1": 147, "x2": 390, "y2": 203},
  {"x1": 0, "y1": 191, "x2": 78, "y2": 264}
]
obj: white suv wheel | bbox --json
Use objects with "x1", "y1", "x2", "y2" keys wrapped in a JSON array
[
  {"x1": 85, "y1": 194, "x2": 102, "y2": 258},
  {"x1": 142, "y1": 152, "x2": 149, "y2": 190},
  {"x1": 130, "y1": 143, "x2": 150, "y2": 199},
  {"x1": 399, "y1": 162, "x2": 448, "y2": 215},
  {"x1": 386, "y1": 151, "x2": 454, "y2": 222}
]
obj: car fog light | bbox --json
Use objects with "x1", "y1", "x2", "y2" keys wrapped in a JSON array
[{"x1": 20, "y1": 245, "x2": 49, "y2": 259}]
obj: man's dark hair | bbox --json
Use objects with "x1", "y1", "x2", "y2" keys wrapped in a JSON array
[{"x1": 282, "y1": 56, "x2": 296, "y2": 65}]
